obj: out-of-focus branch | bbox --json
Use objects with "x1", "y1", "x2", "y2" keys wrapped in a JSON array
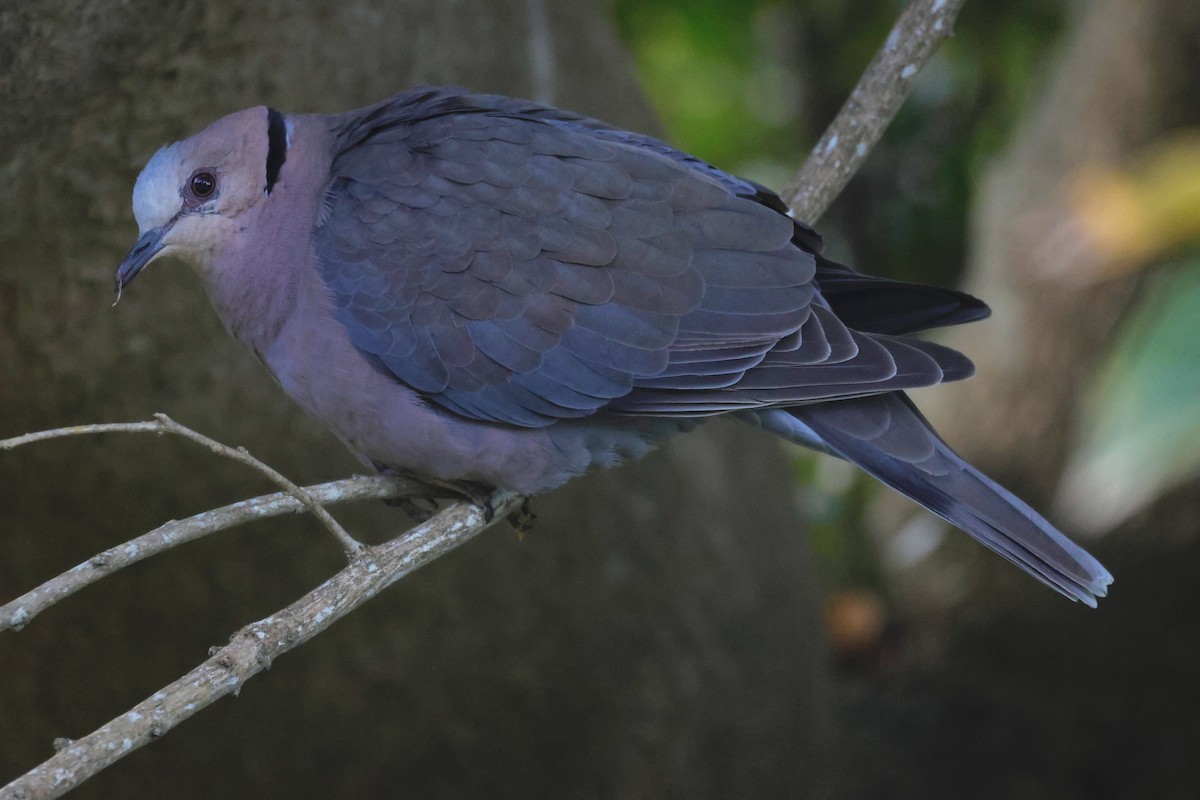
[
  {"x1": 0, "y1": 476, "x2": 419, "y2": 633},
  {"x1": 0, "y1": 490, "x2": 521, "y2": 800},
  {"x1": 782, "y1": 0, "x2": 966, "y2": 223}
]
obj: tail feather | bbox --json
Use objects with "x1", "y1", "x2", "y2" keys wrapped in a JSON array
[{"x1": 761, "y1": 393, "x2": 1113, "y2": 606}]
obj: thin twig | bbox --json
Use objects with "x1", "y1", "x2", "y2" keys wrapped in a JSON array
[
  {"x1": 0, "y1": 490, "x2": 522, "y2": 800},
  {"x1": 0, "y1": 475, "x2": 418, "y2": 634},
  {"x1": 1, "y1": 415, "x2": 365, "y2": 557},
  {"x1": 781, "y1": 0, "x2": 967, "y2": 223},
  {"x1": 0, "y1": 421, "x2": 163, "y2": 449},
  {"x1": 151, "y1": 414, "x2": 365, "y2": 557}
]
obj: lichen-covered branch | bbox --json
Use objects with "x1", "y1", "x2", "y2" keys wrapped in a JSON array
[
  {"x1": 782, "y1": 0, "x2": 966, "y2": 223},
  {"x1": 0, "y1": 491, "x2": 521, "y2": 800}
]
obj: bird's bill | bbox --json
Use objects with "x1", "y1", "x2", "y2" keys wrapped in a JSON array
[{"x1": 114, "y1": 224, "x2": 171, "y2": 297}]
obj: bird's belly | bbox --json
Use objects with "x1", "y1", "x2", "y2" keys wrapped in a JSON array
[{"x1": 261, "y1": 309, "x2": 649, "y2": 493}]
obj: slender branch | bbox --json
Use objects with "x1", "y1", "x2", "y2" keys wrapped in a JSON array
[
  {"x1": 0, "y1": 475, "x2": 418, "y2": 634},
  {"x1": 150, "y1": 414, "x2": 364, "y2": 557},
  {"x1": 1, "y1": 415, "x2": 365, "y2": 557},
  {"x1": 0, "y1": 490, "x2": 522, "y2": 800},
  {"x1": 0, "y1": 421, "x2": 162, "y2": 449},
  {"x1": 781, "y1": 0, "x2": 966, "y2": 223}
]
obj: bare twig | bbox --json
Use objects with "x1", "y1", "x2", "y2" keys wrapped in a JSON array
[
  {"x1": 0, "y1": 490, "x2": 522, "y2": 800},
  {"x1": 150, "y1": 414, "x2": 365, "y2": 557},
  {"x1": 1, "y1": 415, "x2": 365, "y2": 557},
  {"x1": 0, "y1": 421, "x2": 162, "y2": 448},
  {"x1": 0, "y1": 475, "x2": 419, "y2": 634},
  {"x1": 782, "y1": 0, "x2": 966, "y2": 222}
]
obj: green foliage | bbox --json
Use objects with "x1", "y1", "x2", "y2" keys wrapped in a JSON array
[
  {"x1": 1059, "y1": 260, "x2": 1200, "y2": 530},
  {"x1": 612, "y1": 0, "x2": 803, "y2": 171},
  {"x1": 613, "y1": 0, "x2": 1066, "y2": 286}
]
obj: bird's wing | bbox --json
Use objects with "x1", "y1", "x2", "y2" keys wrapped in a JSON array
[
  {"x1": 314, "y1": 91, "x2": 969, "y2": 427},
  {"x1": 477, "y1": 91, "x2": 993, "y2": 340},
  {"x1": 808, "y1": 258, "x2": 991, "y2": 336}
]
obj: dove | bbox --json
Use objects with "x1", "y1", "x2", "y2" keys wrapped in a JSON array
[{"x1": 115, "y1": 86, "x2": 1112, "y2": 605}]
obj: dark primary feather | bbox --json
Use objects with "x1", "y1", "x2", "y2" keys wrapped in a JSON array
[
  {"x1": 812, "y1": 258, "x2": 991, "y2": 336},
  {"x1": 315, "y1": 87, "x2": 979, "y2": 427}
]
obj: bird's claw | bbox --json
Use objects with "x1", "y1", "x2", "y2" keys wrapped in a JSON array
[
  {"x1": 381, "y1": 467, "x2": 497, "y2": 522},
  {"x1": 433, "y1": 478, "x2": 494, "y2": 519},
  {"x1": 384, "y1": 495, "x2": 438, "y2": 522}
]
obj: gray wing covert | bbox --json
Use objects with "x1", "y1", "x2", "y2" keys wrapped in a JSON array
[{"x1": 313, "y1": 109, "x2": 817, "y2": 427}]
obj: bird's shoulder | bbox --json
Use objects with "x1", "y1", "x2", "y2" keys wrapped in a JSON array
[{"x1": 323, "y1": 86, "x2": 774, "y2": 199}]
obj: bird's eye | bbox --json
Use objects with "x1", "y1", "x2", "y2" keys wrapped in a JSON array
[{"x1": 189, "y1": 171, "x2": 217, "y2": 199}]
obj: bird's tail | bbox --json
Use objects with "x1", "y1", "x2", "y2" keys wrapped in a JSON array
[{"x1": 758, "y1": 393, "x2": 1113, "y2": 606}]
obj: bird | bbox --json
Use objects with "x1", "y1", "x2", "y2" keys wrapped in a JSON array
[{"x1": 114, "y1": 86, "x2": 1112, "y2": 606}]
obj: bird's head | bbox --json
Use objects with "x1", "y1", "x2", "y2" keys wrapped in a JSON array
[{"x1": 115, "y1": 106, "x2": 286, "y2": 297}]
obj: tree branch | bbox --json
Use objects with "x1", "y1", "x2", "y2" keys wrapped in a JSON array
[
  {"x1": 2, "y1": 1, "x2": 965, "y2": 795},
  {"x1": 0, "y1": 491, "x2": 522, "y2": 800},
  {"x1": 1, "y1": 415, "x2": 365, "y2": 557},
  {"x1": 0, "y1": 421, "x2": 163, "y2": 447},
  {"x1": 782, "y1": 0, "x2": 966, "y2": 223},
  {"x1": 149, "y1": 414, "x2": 365, "y2": 557},
  {"x1": 0, "y1": 476, "x2": 418, "y2": 634}
]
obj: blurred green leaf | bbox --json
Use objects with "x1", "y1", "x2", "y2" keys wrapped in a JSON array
[{"x1": 1057, "y1": 259, "x2": 1200, "y2": 532}]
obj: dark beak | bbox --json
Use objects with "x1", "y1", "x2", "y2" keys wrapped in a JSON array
[{"x1": 114, "y1": 225, "x2": 170, "y2": 302}]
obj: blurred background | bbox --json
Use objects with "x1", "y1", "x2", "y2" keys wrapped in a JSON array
[{"x1": 2, "y1": 0, "x2": 1199, "y2": 797}]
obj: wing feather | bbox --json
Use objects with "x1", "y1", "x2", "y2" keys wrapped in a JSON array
[{"x1": 315, "y1": 88, "x2": 979, "y2": 427}]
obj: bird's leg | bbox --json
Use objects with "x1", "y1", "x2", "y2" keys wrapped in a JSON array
[
  {"x1": 374, "y1": 465, "x2": 454, "y2": 521},
  {"x1": 375, "y1": 464, "x2": 500, "y2": 521},
  {"x1": 383, "y1": 495, "x2": 439, "y2": 523},
  {"x1": 419, "y1": 476, "x2": 498, "y2": 520},
  {"x1": 405, "y1": 477, "x2": 535, "y2": 533}
]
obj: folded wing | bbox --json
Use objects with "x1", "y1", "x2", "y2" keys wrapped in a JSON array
[{"x1": 315, "y1": 88, "x2": 978, "y2": 428}]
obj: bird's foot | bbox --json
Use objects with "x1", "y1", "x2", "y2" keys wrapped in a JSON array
[
  {"x1": 379, "y1": 466, "x2": 498, "y2": 522},
  {"x1": 424, "y1": 477, "x2": 496, "y2": 520},
  {"x1": 506, "y1": 498, "x2": 538, "y2": 540},
  {"x1": 383, "y1": 495, "x2": 439, "y2": 523}
]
